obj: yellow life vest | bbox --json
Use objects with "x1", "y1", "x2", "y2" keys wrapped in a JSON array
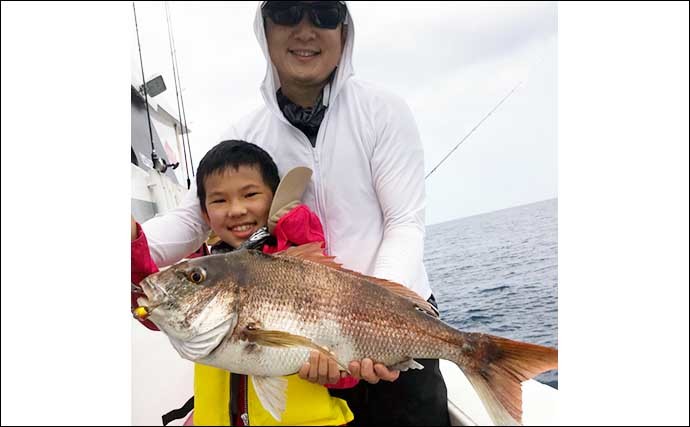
[{"x1": 193, "y1": 363, "x2": 354, "y2": 426}]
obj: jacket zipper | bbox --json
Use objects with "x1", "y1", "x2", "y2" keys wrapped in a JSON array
[
  {"x1": 230, "y1": 374, "x2": 250, "y2": 426},
  {"x1": 240, "y1": 376, "x2": 249, "y2": 426},
  {"x1": 310, "y1": 145, "x2": 328, "y2": 254},
  {"x1": 310, "y1": 113, "x2": 331, "y2": 254},
  {"x1": 292, "y1": 126, "x2": 330, "y2": 254}
]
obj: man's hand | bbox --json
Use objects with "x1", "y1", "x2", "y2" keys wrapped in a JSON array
[
  {"x1": 349, "y1": 358, "x2": 400, "y2": 384},
  {"x1": 298, "y1": 350, "x2": 344, "y2": 385}
]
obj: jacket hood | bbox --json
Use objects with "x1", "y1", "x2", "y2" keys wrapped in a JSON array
[{"x1": 253, "y1": 1, "x2": 355, "y2": 122}]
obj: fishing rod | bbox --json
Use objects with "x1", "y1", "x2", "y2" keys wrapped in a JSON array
[
  {"x1": 165, "y1": 1, "x2": 191, "y2": 189},
  {"x1": 425, "y1": 44, "x2": 550, "y2": 181},
  {"x1": 166, "y1": 2, "x2": 195, "y2": 178},
  {"x1": 425, "y1": 79, "x2": 524, "y2": 181},
  {"x1": 133, "y1": 2, "x2": 159, "y2": 171}
]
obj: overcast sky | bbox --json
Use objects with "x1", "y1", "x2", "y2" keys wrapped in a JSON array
[
  {"x1": 131, "y1": 1, "x2": 558, "y2": 225},
  {"x1": 3, "y1": 4, "x2": 689, "y2": 424}
]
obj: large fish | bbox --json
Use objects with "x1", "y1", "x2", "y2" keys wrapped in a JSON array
[{"x1": 136, "y1": 243, "x2": 557, "y2": 425}]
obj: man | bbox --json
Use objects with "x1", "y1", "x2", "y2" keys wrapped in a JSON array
[{"x1": 142, "y1": 1, "x2": 450, "y2": 425}]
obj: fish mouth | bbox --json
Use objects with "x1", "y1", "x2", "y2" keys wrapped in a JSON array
[
  {"x1": 139, "y1": 277, "x2": 166, "y2": 301},
  {"x1": 135, "y1": 278, "x2": 168, "y2": 318}
]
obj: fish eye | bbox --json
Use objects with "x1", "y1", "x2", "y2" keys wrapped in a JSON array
[{"x1": 188, "y1": 268, "x2": 207, "y2": 284}]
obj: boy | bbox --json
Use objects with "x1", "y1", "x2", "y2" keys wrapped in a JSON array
[{"x1": 131, "y1": 140, "x2": 355, "y2": 426}]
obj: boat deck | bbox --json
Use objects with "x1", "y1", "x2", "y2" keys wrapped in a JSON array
[{"x1": 441, "y1": 359, "x2": 558, "y2": 425}]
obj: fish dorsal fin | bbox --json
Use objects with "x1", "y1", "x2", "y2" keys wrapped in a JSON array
[
  {"x1": 276, "y1": 243, "x2": 439, "y2": 317},
  {"x1": 275, "y1": 242, "x2": 339, "y2": 267}
]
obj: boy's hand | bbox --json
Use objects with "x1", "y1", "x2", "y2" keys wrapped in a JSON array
[
  {"x1": 348, "y1": 358, "x2": 400, "y2": 384},
  {"x1": 298, "y1": 350, "x2": 343, "y2": 385}
]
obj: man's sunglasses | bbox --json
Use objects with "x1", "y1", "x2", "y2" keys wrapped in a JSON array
[{"x1": 262, "y1": 1, "x2": 347, "y2": 30}]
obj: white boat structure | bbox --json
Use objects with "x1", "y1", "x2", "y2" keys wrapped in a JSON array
[
  {"x1": 130, "y1": 78, "x2": 558, "y2": 426},
  {"x1": 131, "y1": 80, "x2": 196, "y2": 425},
  {"x1": 130, "y1": 81, "x2": 189, "y2": 224},
  {"x1": 441, "y1": 359, "x2": 558, "y2": 426}
]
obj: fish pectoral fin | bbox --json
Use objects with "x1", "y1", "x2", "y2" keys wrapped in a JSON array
[
  {"x1": 389, "y1": 358, "x2": 425, "y2": 372},
  {"x1": 251, "y1": 376, "x2": 288, "y2": 422},
  {"x1": 243, "y1": 327, "x2": 348, "y2": 371}
]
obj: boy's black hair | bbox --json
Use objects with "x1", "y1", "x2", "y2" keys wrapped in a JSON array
[{"x1": 196, "y1": 140, "x2": 280, "y2": 214}]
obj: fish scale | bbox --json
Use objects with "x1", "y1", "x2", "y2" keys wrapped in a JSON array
[{"x1": 140, "y1": 244, "x2": 557, "y2": 425}]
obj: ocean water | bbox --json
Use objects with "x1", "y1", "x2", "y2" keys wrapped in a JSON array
[{"x1": 424, "y1": 198, "x2": 558, "y2": 388}]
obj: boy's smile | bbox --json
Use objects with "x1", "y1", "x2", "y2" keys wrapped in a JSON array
[
  {"x1": 228, "y1": 222, "x2": 257, "y2": 240},
  {"x1": 202, "y1": 165, "x2": 273, "y2": 249}
]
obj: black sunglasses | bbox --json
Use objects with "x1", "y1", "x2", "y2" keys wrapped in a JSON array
[{"x1": 262, "y1": 1, "x2": 347, "y2": 30}]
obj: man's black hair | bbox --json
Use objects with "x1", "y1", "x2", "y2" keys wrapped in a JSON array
[{"x1": 196, "y1": 140, "x2": 280, "y2": 214}]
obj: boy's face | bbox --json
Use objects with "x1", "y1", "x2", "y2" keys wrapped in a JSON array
[{"x1": 201, "y1": 165, "x2": 273, "y2": 249}]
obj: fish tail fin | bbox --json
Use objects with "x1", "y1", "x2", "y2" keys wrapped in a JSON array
[{"x1": 451, "y1": 334, "x2": 557, "y2": 426}]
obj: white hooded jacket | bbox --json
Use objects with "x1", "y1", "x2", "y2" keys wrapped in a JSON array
[{"x1": 142, "y1": 2, "x2": 432, "y2": 300}]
